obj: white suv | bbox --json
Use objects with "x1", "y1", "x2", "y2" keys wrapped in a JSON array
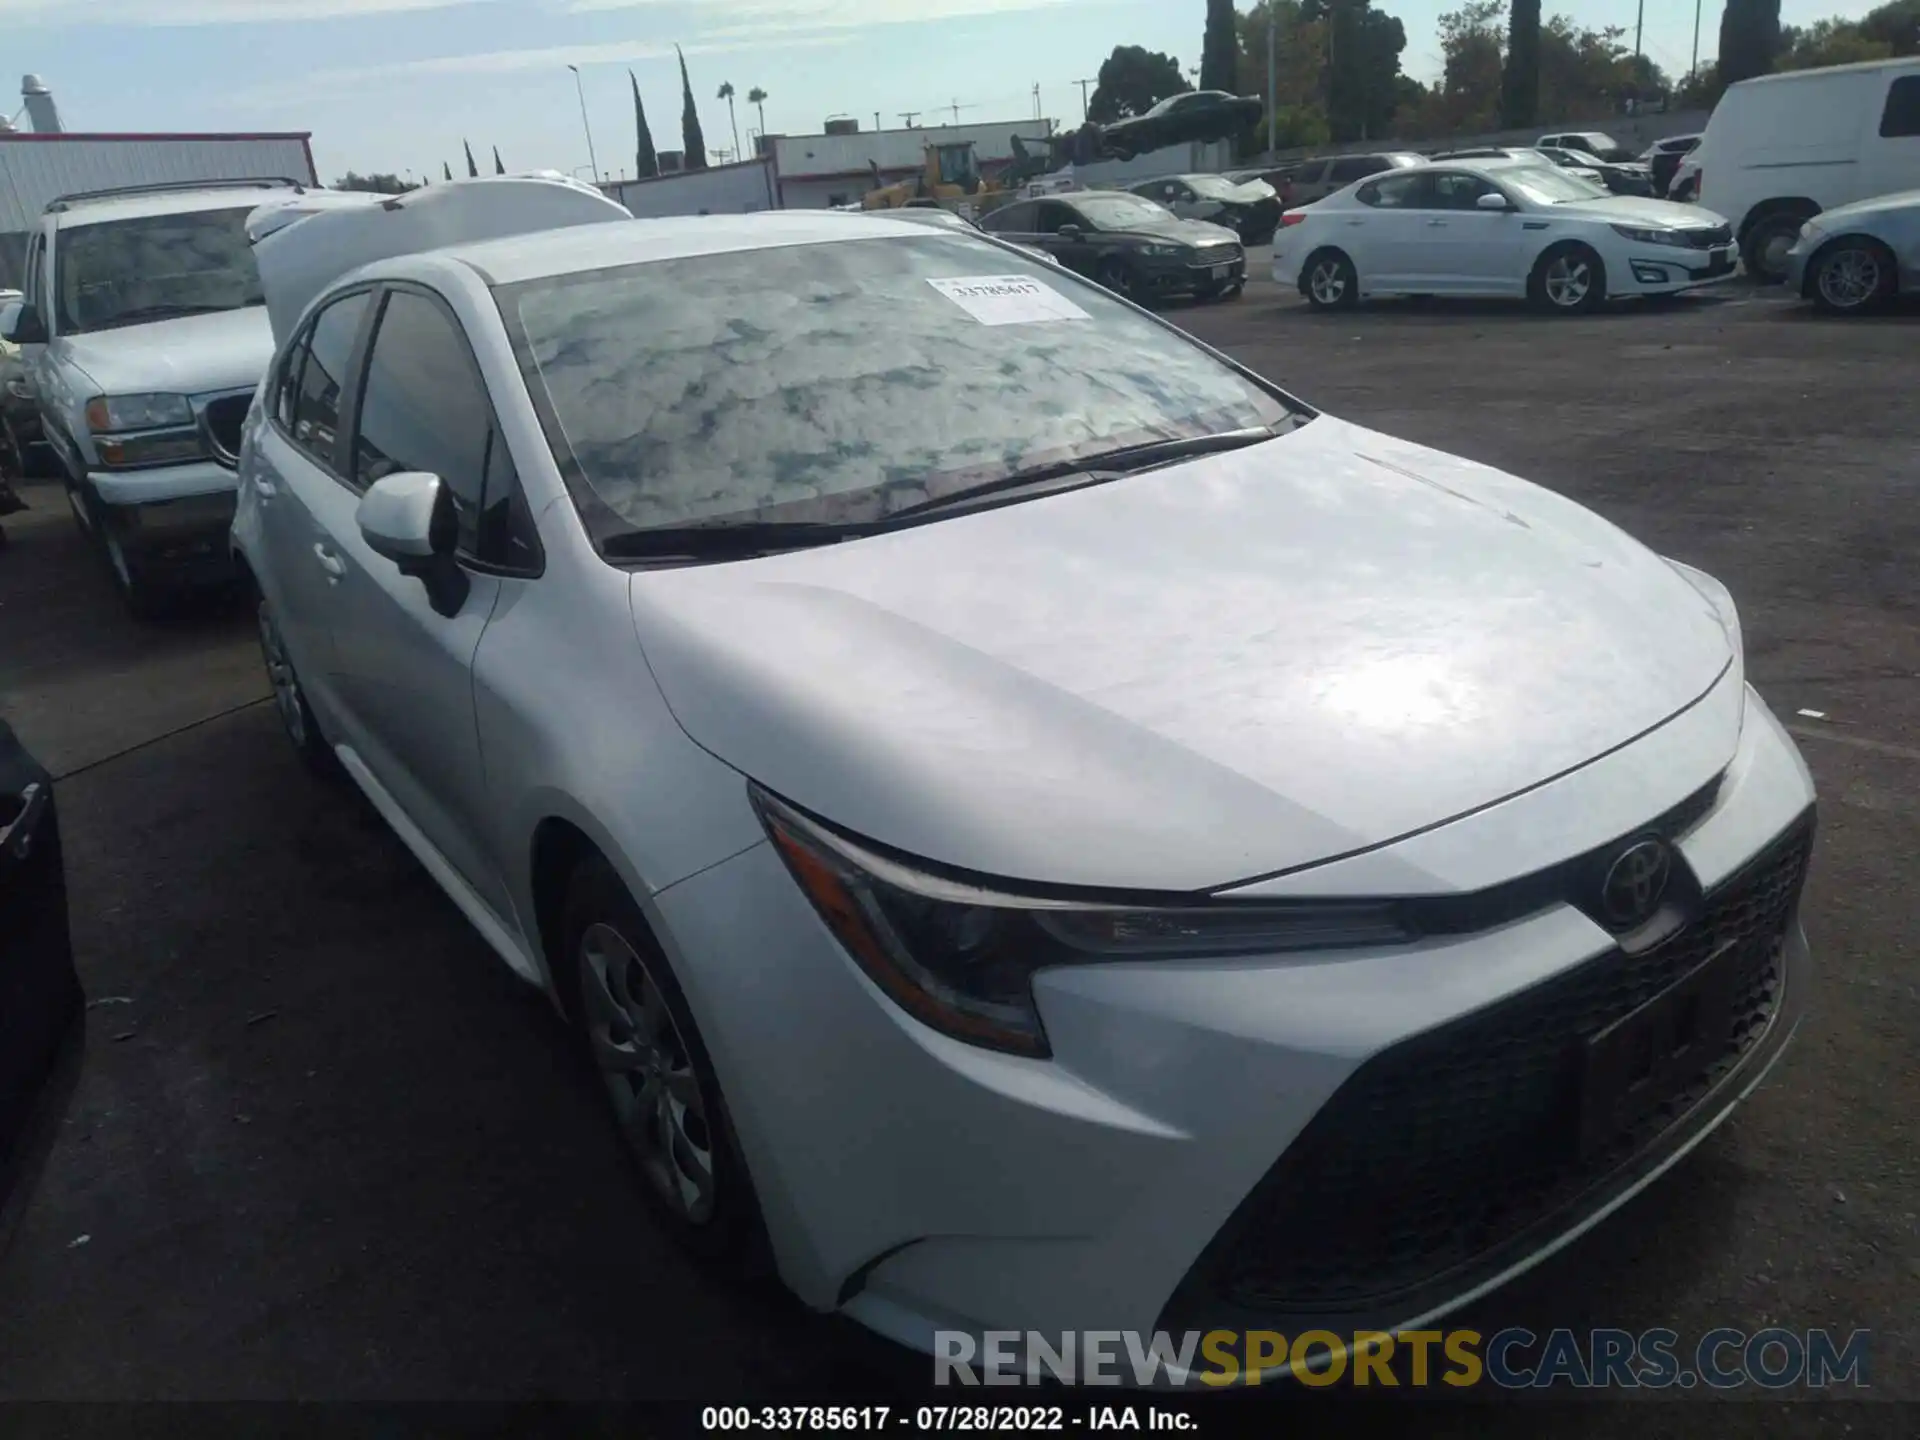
[{"x1": 1, "y1": 177, "x2": 309, "y2": 613}]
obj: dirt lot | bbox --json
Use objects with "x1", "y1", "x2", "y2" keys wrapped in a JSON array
[{"x1": 0, "y1": 274, "x2": 1914, "y2": 1423}]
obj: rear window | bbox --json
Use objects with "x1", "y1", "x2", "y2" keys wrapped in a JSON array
[
  {"x1": 501, "y1": 235, "x2": 1294, "y2": 540},
  {"x1": 54, "y1": 206, "x2": 261, "y2": 334},
  {"x1": 1329, "y1": 156, "x2": 1389, "y2": 183},
  {"x1": 1881, "y1": 75, "x2": 1920, "y2": 138}
]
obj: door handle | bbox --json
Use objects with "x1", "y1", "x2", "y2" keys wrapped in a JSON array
[
  {"x1": 312, "y1": 543, "x2": 346, "y2": 580},
  {"x1": 252, "y1": 475, "x2": 276, "y2": 498},
  {"x1": 1428, "y1": 219, "x2": 1448, "y2": 227},
  {"x1": 1345, "y1": 219, "x2": 1365, "y2": 227}
]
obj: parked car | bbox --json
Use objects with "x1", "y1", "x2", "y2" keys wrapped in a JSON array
[
  {"x1": 0, "y1": 717, "x2": 83, "y2": 1262},
  {"x1": 1285, "y1": 151, "x2": 1426, "y2": 205},
  {"x1": 0, "y1": 177, "x2": 311, "y2": 614},
  {"x1": 0, "y1": 291, "x2": 36, "y2": 487},
  {"x1": 978, "y1": 191, "x2": 1245, "y2": 301},
  {"x1": 234, "y1": 190, "x2": 1815, "y2": 1369},
  {"x1": 1668, "y1": 154, "x2": 1702, "y2": 203},
  {"x1": 1127, "y1": 173, "x2": 1282, "y2": 244},
  {"x1": 1432, "y1": 146, "x2": 1610, "y2": 187},
  {"x1": 1536, "y1": 146, "x2": 1657, "y2": 197},
  {"x1": 870, "y1": 203, "x2": 1061, "y2": 263},
  {"x1": 1784, "y1": 187, "x2": 1920, "y2": 313},
  {"x1": 1537, "y1": 130, "x2": 1640, "y2": 164},
  {"x1": 1274, "y1": 157, "x2": 1738, "y2": 313},
  {"x1": 1099, "y1": 90, "x2": 1264, "y2": 160},
  {"x1": 1685, "y1": 56, "x2": 1920, "y2": 281},
  {"x1": 1640, "y1": 133, "x2": 1702, "y2": 197}
]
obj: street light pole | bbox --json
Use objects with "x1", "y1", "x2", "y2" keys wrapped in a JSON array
[
  {"x1": 1266, "y1": 12, "x2": 1278, "y2": 157},
  {"x1": 1691, "y1": 0, "x2": 1703, "y2": 80},
  {"x1": 566, "y1": 63, "x2": 601, "y2": 183}
]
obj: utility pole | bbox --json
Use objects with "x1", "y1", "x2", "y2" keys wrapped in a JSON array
[
  {"x1": 566, "y1": 63, "x2": 600, "y2": 184},
  {"x1": 1634, "y1": 0, "x2": 1644, "y2": 70},
  {"x1": 1074, "y1": 78, "x2": 1094, "y2": 121},
  {"x1": 1690, "y1": 0, "x2": 1703, "y2": 81},
  {"x1": 1266, "y1": 9, "x2": 1278, "y2": 157},
  {"x1": 899, "y1": 111, "x2": 921, "y2": 127},
  {"x1": 874, "y1": 111, "x2": 882, "y2": 131},
  {"x1": 1032, "y1": 83, "x2": 1041, "y2": 121}
]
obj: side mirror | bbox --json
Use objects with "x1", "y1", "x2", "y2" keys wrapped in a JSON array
[
  {"x1": 1476, "y1": 191, "x2": 1514, "y2": 211},
  {"x1": 356, "y1": 470, "x2": 470, "y2": 614},
  {"x1": 2, "y1": 303, "x2": 47, "y2": 345},
  {"x1": 1056, "y1": 223, "x2": 1083, "y2": 241}
]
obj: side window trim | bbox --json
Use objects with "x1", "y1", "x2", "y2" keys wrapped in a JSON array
[{"x1": 350, "y1": 279, "x2": 543, "y2": 576}]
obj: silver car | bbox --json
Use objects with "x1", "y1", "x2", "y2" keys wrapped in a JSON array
[{"x1": 1784, "y1": 188, "x2": 1920, "y2": 313}]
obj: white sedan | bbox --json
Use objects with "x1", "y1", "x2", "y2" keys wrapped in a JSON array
[
  {"x1": 1274, "y1": 157, "x2": 1739, "y2": 313},
  {"x1": 235, "y1": 185, "x2": 1814, "y2": 1379}
]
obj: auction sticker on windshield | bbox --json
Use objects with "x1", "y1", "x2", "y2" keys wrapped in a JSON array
[{"x1": 927, "y1": 275, "x2": 1091, "y2": 327}]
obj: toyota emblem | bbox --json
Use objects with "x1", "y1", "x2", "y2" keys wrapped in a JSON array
[{"x1": 1601, "y1": 838, "x2": 1672, "y2": 928}]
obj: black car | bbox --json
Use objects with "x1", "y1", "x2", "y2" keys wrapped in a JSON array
[
  {"x1": 979, "y1": 192, "x2": 1246, "y2": 303},
  {"x1": 1535, "y1": 145, "x2": 1657, "y2": 197},
  {"x1": 1127, "y1": 173, "x2": 1282, "y2": 245},
  {"x1": 0, "y1": 718, "x2": 82, "y2": 1259},
  {"x1": 1099, "y1": 91, "x2": 1264, "y2": 161}
]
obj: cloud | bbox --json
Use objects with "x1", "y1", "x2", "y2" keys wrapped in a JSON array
[
  {"x1": 0, "y1": 0, "x2": 486, "y2": 24},
  {"x1": 564, "y1": 0, "x2": 1076, "y2": 31}
]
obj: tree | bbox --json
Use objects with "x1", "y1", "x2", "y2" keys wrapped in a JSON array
[
  {"x1": 1234, "y1": 2, "x2": 1334, "y2": 151},
  {"x1": 442, "y1": 161, "x2": 454, "y2": 181},
  {"x1": 1088, "y1": 44, "x2": 1190, "y2": 123},
  {"x1": 493, "y1": 145, "x2": 506, "y2": 175},
  {"x1": 333, "y1": 171, "x2": 414, "y2": 194},
  {"x1": 1777, "y1": 17, "x2": 1896, "y2": 70},
  {"x1": 463, "y1": 139, "x2": 479, "y2": 178},
  {"x1": 1719, "y1": 0, "x2": 1782, "y2": 87},
  {"x1": 677, "y1": 46, "x2": 709, "y2": 170},
  {"x1": 748, "y1": 86, "x2": 769, "y2": 145},
  {"x1": 1859, "y1": 0, "x2": 1920, "y2": 56},
  {"x1": 1201, "y1": 0, "x2": 1240, "y2": 92},
  {"x1": 718, "y1": 81, "x2": 741, "y2": 161},
  {"x1": 1302, "y1": 1, "x2": 1407, "y2": 143},
  {"x1": 1500, "y1": 0, "x2": 1541, "y2": 127},
  {"x1": 631, "y1": 70, "x2": 660, "y2": 179}
]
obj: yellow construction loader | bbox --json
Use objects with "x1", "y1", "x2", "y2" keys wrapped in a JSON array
[{"x1": 860, "y1": 141, "x2": 1015, "y2": 216}]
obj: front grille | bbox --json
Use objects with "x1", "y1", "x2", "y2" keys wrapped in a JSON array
[
  {"x1": 200, "y1": 393, "x2": 252, "y2": 468},
  {"x1": 1196, "y1": 243, "x2": 1242, "y2": 264},
  {"x1": 1184, "y1": 816, "x2": 1813, "y2": 1316},
  {"x1": 1683, "y1": 223, "x2": 1733, "y2": 249}
]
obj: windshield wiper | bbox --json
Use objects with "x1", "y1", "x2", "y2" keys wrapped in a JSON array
[
  {"x1": 600, "y1": 519, "x2": 886, "y2": 560},
  {"x1": 883, "y1": 425, "x2": 1284, "y2": 523}
]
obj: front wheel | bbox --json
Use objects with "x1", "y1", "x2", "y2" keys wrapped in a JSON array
[
  {"x1": 1743, "y1": 212, "x2": 1811, "y2": 285},
  {"x1": 560, "y1": 856, "x2": 768, "y2": 1267},
  {"x1": 1809, "y1": 240, "x2": 1896, "y2": 315},
  {"x1": 1302, "y1": 250, "x2": 1357, "y2": 310},
  {"x1": 1528, "y1": 244, "x2": 1607, "y2": 314},
  {"x1": 256, "y1": 596, "x2": 335, "y2": 774},
  {"x1": 1094, "y1": 256, "x2": 1135, "y2": 301}
]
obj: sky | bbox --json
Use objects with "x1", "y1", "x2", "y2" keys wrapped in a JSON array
[{"x1": 0, "y1": 0, "x2": 1884, "y2": 184}]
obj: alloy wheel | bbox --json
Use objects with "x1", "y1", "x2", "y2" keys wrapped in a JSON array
[
  {"x1": 579, "y1": 922, "x2": 717, "y2": 1224},
  {"x1": 1544, "y1": 254, "x2": 1592, "y2": 308},
  {"x1": 1816, "y1": 247, "x2": 1882, "y2": 310},
  {"x1": 257, "y1": 602, "x2": 308, "y2": 749},
  {"x1": 1308, "y1": 259, "x2": 1347, "y2": 306}
]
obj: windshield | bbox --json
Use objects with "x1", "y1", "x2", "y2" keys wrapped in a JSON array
[
  {"x1": 1503, "y1": 167, "x2": 1611, "y2": 204},
  {"x1": 501, "y1": 235, "x2": 1294, "y2": 540},
  {"x1": 55, "y1": 206, "x2": 262, "y2": 334},
  {"x1": 1074, "y1": 194, "x2": 1173, "y2": 228}
]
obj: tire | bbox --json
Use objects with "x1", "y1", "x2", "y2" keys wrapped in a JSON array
[
  {"x1": 1808, "y1": 238, "x2": 1897, "y2": 315},
  {"x1": 1094, "y1": 256, "x2": 1135, "y2": 301},
  {"x1": 1528, "y1": 243, "x2": 1607, "y2": 315},
  {"x1": 1301, "y1": 249, "x2": 1358, "y2": 310},
  {"x1": 1742, "y1": 210, "x2": 1813, "y2": 286},
  {"x1": 255, "y1": 594, "x2": 336, "y2": 775},
  {"x1": 559, "y1": 855, "x2": 768, "y2": 1268}
]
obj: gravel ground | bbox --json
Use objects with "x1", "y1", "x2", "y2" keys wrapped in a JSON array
[{"x1": 0, "y1": 271, "x2": 1913, "y2": 1427}]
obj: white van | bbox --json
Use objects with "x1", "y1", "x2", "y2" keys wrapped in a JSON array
[{"x1": 1689, "y1": 56, "x2": 1920, "y2": 282}]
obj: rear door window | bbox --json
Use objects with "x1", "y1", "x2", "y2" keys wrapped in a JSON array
[
  {"x1": 289, "y1": 291, "x2": 371, "y2": 472},
  {"x1": 1330, "y1": 156, "x2": 1389, "y2": 184},
  {"x1": 1358, "y1": 173, "x2": 1431, "y2": 209},
  {"x1": 981, "y1": 200, "x2": 1035, "y2": 234},
  {"x1": 1880, "y1": 75, "x2": 1920, "y2": 137}
]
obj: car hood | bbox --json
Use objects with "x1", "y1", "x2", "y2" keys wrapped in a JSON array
[
  {"x1": 1116, "y1": 216, "x2": 1242, "y2": 247},
  {"x1": 55, "y1": 306, "x2": 274, "y2": 397},
  {"x1": 1815, "y1": 188, "x2": 1920, "y2": 224},
  {"x1": 629, "y1": 416, "x2": 1736, "y2": 892},
  {"x1": 1553, "y1": 195, "x2": 1730, "y2": 229}
]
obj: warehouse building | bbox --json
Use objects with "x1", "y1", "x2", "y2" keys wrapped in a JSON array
[
  {"x1": 761, "y1": 117, "x2": 1055, "y2": 209},
  {"x1": 0, "y1": 78, "x2": 316, "y2": 289}
]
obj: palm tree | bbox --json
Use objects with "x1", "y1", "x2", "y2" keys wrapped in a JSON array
[
  {"x1": 747, "y1": 86, "x2": 769, "y2": 146},
  {"x1": 717, "y1": 81, "x2": 741, "y2": 164}
]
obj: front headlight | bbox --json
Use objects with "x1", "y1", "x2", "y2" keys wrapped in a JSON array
[
  {"x1": 1610, "y1": 224, "x2": 1689, "y2": 248},
  {"x1": 1140, "y1": 243, "x2": 1189, "y2": 259},
  {"x1": 753, "y1": 786, "x2": 1411, "y2": 1058},
  {"x1": 85, "y1": 393, "x2": 194, "y2": 433}
]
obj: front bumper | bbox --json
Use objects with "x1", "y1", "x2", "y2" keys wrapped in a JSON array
[
  {"x1": 1784, "y1": 234, "x2": 1818, "y2": 295},
  {"x1": 91, "y1": 482, "x2": 239, "y2": 588},
  {"x1": 1615, "y1": 243, "x2": 1740, "y2": 295},
  {"x1": 1137, "y1": 252, "x2": 1246, "y2": 297},
  {"x1": 653, "y1": 686, "x2": 1818, "y2": 1368}
]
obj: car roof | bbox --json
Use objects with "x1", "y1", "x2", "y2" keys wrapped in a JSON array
[
  {"x1": 1730, "y1": 55, "x2": 1919, "y2": 86},
  {"x1": 48, "y1": 183, "x2": 310, "y2": 227},
  {"x1": 447, "y1": 210, "x2": 997, "y2": 285}
]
